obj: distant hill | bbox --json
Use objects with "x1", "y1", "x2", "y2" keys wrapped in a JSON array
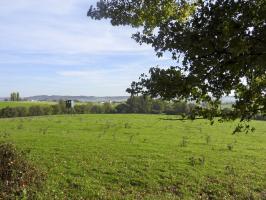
[
  {"x1": 0, "y1": 97, "x2": 6, "y2": 101},
  {"x1": 23, "y1": 95, "x2": 129, "y2": 102},
  {"x1": 0, "y1": 95, "x2": 235, "y2": 103}
]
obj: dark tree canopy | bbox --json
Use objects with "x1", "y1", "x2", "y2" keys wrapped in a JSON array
[{"x1": 88, "y1": 0, "x2": 266, "y2": 132}]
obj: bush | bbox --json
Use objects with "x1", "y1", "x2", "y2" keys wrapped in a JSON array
[
  {"x1": 28, "y1": 106, "x2": 43, "y2": 116},
  {"x1": 42, "y1": 106, "x2": 52, "y2": 115},
  {"x1": 0, "y1": 107, "x2": 18, "y2": 118},
  {"x1": 74, "y1": 105, "x2": 88, "y2": 114},
  {"x1": 90, "y1": 105, "x2": 104, "y2": 114},
  {"x1": 15, "y1": 107, "x2": 28, "y2": 117},
  {"x1": 151, "y1": 100, "x2": 164, "y2": 114},
  {"x1": 172, "y1": 102, "x2": 188, "y2": 114},
  {"x1": 103, "y1": 102, "x2": 114, "y2": 113},
  {"x1": 74, "y1": 103, "x2": 93, "y2": 114},
  {"x1": 115, "y1": 103, "x2": 130, "y2": 113},
  {"x1": 51, "y1": 104, "x2": 60, "y2": 115},
  {"x1": 0, "y1": 143, "x2": 45, "y2": 199}
]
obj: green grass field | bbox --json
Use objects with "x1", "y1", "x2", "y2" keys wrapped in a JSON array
[
  {"x1": 0, "y1": 101, "x2": 56, "y2": 109},
  {"x1": 0, "y1": 114, "x2": 265, "y2": 199}
]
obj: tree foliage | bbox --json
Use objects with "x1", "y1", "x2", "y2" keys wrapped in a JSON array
[
  {"x1": 10, "y1": 92, "x2": 21, "y2": 101},
  {"x1": 88, "y1": 0, "x2": 266, "y2": 132}
]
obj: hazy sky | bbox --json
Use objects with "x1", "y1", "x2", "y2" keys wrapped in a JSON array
[{"x1": 0, "y1": 0, "x2": 172, "y2": 97}]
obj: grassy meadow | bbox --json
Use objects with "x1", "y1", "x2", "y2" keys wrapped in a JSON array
[{"x1": 0, "y1": 114, "x2": 265, "y2": 199}]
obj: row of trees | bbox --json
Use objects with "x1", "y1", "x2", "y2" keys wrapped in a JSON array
[
  {"x1": 0, "y1": 97, "x2": 193, "y2": 118},
  {"x1": 10, "y1": 92, "x2": 21, "y2": 101},
  {"x1": 0, "y1": 97, "x2": 264, "y2": 120},
  {"x1": 116, "y1": 96, "x2": 194, "y2": 115}
]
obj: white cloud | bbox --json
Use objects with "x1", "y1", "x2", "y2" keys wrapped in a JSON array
[
  {"x1": 0, "y1": 0, "x2": 93, "y2": 15},
  {"x1": 0, "y1": 0, "x2": 166, "y2": 96},
  {"x1": 58, "y1": 70, "x2": 94, "y2": 77},
  {"x1": 57, "y1": 61, "x2": 151, "y2": 85},
  {"x1": 0, "y1": 0, "x2": 152, "y2": 55}
]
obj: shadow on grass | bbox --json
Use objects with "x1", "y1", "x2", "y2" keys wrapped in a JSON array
[{"x1": 159, "y1": 117, "x2": 203, "y2": 121}]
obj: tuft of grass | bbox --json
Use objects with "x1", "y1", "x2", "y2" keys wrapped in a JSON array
[
  {"x1": 39, "y1": 127, "x2": 49, "y2": 135},
  {"x1": 124, "y1": 122, "x2": 131, "y2": 129},
  {"x1": 188, "y1": 156, "x2": 205, "y2": 166},
  {"x1": 205, "y1": 135, "x2": 211, "y2": 145},
  {"x1": 179, "y1": 136, "x2": 188, "y2": 147},
  {"x1": 0, "y1": 130, "x2": 10, "y2": 139},
  {"x1": 17, "y1": 124, "x2": 24, "y2": 130},
  {"x1": 227, "y1": 143, "x2": 234, "y2": 151}
]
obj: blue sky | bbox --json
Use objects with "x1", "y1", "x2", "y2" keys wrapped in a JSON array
[{"x1": 0, "y1": 0, "x2": 172, "y2": 97}]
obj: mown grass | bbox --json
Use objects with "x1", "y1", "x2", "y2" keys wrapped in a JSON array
[
  {"x1": 0, "y1": 101, "x2": 56, "y2": 109},
  {"x1": 0, "y1": 114, "x2": 265, "y2": 199}
]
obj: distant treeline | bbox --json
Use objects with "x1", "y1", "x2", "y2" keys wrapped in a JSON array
[
  {"x1": 0, "y1": 96, "x2": 264, "y2": 120},
  {"x1": 0, "y1": 97, "x2": 194, "y2": 118}
]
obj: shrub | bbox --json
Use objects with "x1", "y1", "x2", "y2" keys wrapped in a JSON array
[
  {"x1": 103, "y1": 102, "x2": 114, "y2": 113},
  {"x1": 74, "y1": 105, "x2": 88, "y2": 114},
  {"x1": 90, "y1": 105, "x2": 104, "y2": 114},
  {"x1": 115, "y1": 103, "x2": 130, "y2": 113},
  {"x1": 15, "y1": 107, "x2": 28, "y2": 117},
  {"x1": 51, "y1": 104, "x2": 60, "y2": 115},
  {"x1": 28, "y1": 106, "x2": 43, "y2": 116},
  {"x1": 151, "y1": 100, "x2": 164, "y2": 114},
  {"x1": 0, "y1": 143, "x2": 45, "y2": 199},
  {"x1": 0, "y1": 107, "x2": 18, "y2": 118},
  {"x1": 42, "y1": 106, "x2": 52, "y2": 115}
]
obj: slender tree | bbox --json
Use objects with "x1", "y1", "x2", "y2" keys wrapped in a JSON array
[
  {"x1": 10, "y1": 92, "x2": 20, "y2": 101},
  {"x1": 10, "y1": 92, "x2": 15, "y2": 101},
  {"x1": 16, "y1": 92, "x2": 20, "y2": 101}
]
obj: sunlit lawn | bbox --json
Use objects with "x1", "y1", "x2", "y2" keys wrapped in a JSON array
[{"x1": 0, "y1": 114, "x2": 265, "y2": 199}]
